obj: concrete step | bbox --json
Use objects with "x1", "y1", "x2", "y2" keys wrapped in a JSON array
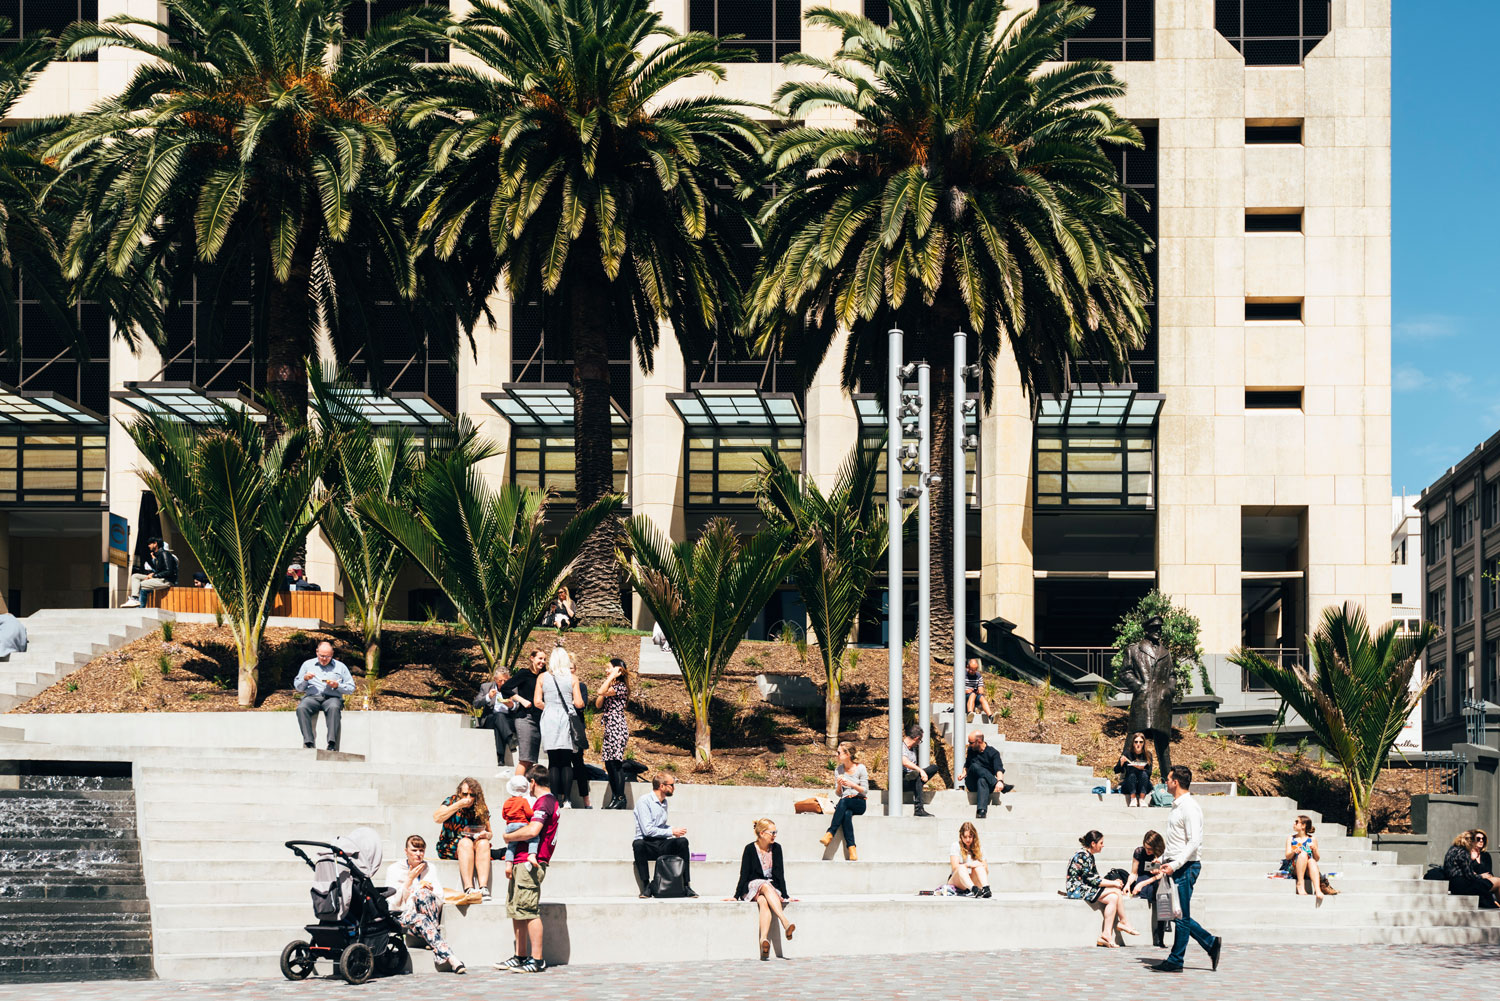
[{"x1": 134, "y1": 783, "x2": 383, "y2": 809}]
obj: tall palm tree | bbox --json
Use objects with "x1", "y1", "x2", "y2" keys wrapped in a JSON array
[
  {"x1": 357, "y1": 437, "x2": 621, "y2": 674},
  {"x1": 0, "y1": 21, "x2": 79, "y2": 356},
  {"x1": 408, "y1": 0, "x2": 767, "y2": 625},
  {"x1": 757, "y1": 444, "x2": 893, "y2": 749},
  {"x1": 1230, "y1": 604, "x2": 1438, "y2": 837},
  {"x1": 619, "y1": 516, "x2": 806, "y2": 768},
  {"x1": 750, "y1": 0, "x2": 1153, "y2": 651},
  {"x1": 308, "y1": 366, "x2": 423, "y2": 682},
  {"x1": 50, "y1": 0, "x2": 482, "y2": 414},
  {"x1": 126, "y1": 407, "x2": 329, "y2": 705}
]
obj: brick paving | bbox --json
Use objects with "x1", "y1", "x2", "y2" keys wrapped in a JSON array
[{"x1": 0, "y1": 945, "x2": 1488, "y2": 1000}]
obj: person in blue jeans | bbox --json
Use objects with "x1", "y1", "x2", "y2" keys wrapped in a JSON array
[
  {"x1": 818, "y1": 743, "x2": 868, "y2": 861},
  {"x1": 1150, "y1": 765, "x2": 1222, "y2": 973}
]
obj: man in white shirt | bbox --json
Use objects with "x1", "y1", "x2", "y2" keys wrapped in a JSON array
[{"x1": 1150, "y1": 765, "x2": 1222, "y2": 974}]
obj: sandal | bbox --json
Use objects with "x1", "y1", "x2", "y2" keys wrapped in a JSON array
[
  {"x1": 785, "y1": 923, "x2": 795, "y2": 941},
  {"x1": 760, "y1": 939, "x2": 770, "y2": 960},
  {"x1": 1119, "y1": 924, "x2": 1140, "y2": 937},
  {"x1": 1096, "y1": 937, "x2": 1116, "y2": 948}
]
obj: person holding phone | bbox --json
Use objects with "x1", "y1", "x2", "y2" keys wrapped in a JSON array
[
  {"x1": 433, "y1": 778, "x2": 492, "y2": 903},
  {"x1": 385, "y1": 834, "x2": 465, "y2": 973},
  {"x1": 595, "y1": 657, "x2": 633, "y2": 809}
]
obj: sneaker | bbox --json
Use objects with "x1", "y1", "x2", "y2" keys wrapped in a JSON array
[
  {"x1": 326, "y1": 743, "x2": 337, "y2": 751},
  {"x1": 512, "y1": 958, "x2": 547, "y2": 974},
  {"x1": 122, "y1": 599, "x2": 141, "y2": 608},
  {"x1": 494, "y1": 955, "x2": 526, "y2": 971},
  {"x1": 465, "y1": 888, "x2": 483, "y2": 904},
  {"x1": 480, "y1": 886, "x2": 492, "y2": 901}
]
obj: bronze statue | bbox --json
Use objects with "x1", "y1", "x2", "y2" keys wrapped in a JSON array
[{"x1": 1119, "y1": 615, "x2": 1176, "y2": 780}]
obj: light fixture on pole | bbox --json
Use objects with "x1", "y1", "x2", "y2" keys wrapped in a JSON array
[
  {"x1": 952, "y1": 333, "x2": 975, "y2": 755},
  {"x1": 886, "y1": 329, "x2": 905, "y2": 816},
  {"x1": 916, "y1": 362, "x2": 931, "y2": 768}
]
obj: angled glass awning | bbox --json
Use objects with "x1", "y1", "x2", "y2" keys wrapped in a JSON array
[
  {"x1": 669, "y1": 383, "x2": 803, "y2": 435},
  {"x1": 330, "y1": 388, "x2": 452, "y2": 427},
  {"x1": 483, "y1": 383, "x2": 629, "y2": 433},
  {"x1": 112, "y1": 382, "x2": 267, "y2": 423},
  {"x1": 852, "y1": 393, "x2": 980, "y2": 433},
  {"x1": 0, "y1": 383, "x2": 105, "y2": 426},
  {"x1": 1035, "y1": 385, "x2": 1164, "y2": 431}
]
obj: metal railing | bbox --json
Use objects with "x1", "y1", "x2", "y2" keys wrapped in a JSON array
[
  {"x1": 1036, "y1": 646, "x2": 1117, "y2": 682},
  {"x1": 1423, "y1": 752, "x2": 1469, "y2": 796},
  {"x1": 1239, "y1": 647, "x2": 1303, "y2": 692}
]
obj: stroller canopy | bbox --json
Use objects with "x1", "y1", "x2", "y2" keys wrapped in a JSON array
[
  {"x1": 331, "y1": 826, "x2": 384, "y2": 878},
  {"x1": 310, "y1": 826, "x2": 384, "y2": 922}
]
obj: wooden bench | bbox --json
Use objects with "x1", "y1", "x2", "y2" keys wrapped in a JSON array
[{"x1": 147, "y1": 587, "x2": 344, "y2": 625}]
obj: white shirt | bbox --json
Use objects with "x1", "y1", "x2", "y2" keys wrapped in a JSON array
[
  {"x1": 949, "y1": 841, "x2": 981, "y2": 867},
  {"x1": 385, "y1": 858, "x2": 445, "y2": 919},
  {"x1": 1161, "y1": 791, "x2": 1204, "y2": 870}
]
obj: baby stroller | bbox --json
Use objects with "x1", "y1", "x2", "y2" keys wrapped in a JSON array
[{"x1": 280, "y1": 827, "x2": 407, "y2": 984}]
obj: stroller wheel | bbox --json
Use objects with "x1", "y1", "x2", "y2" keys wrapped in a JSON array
[
  {"x1": 339, "y1": 942, "x2": 375, "y2": 985},
  {"x1": 377, "y1": 938, "x2": 410, "y2": 977},
  {"x1": 279, "y1": 940, "x2": 315, "y2": 980}
]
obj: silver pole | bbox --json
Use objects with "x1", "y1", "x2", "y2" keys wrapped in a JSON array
[
  {"x1": 953, "y1": 329, "x2": 967, "y2": 757},
  {"x1": 887, "y1": 328, "x2": 904, "y2": 817},
  {"x1": 917, "y1": 363, "x2": 931, "y2": 768}
]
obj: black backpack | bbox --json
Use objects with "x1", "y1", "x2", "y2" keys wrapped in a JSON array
[{"x1": 649, "y1": 855, "x2": 688, "y2": 898}]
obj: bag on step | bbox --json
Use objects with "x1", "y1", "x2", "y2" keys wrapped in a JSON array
[
  {"x1": 1150, "y1": 783, "x2": 1174, "y2": 808},
  {"x1": 649, "y1": 854, "x2": 689, "y2": 898},
  {"x1": 1155, "y1": 877, "x2": 1182, "y2": 922},
  {"x1": 793, "y1": 797, "x2": 824, "y2": 814},
  {"x1": 1104, "y1": 868, "x2": 1131, "y2": 885}
]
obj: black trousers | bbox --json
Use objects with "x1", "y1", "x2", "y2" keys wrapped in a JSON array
[
  {"x1": 546, "y1": 749, "x2": 588, "y2": 806},
  {"x1": 479, "y1": 711, "x2": 513, "y2": 766},
  {"x1": 633, "y1": 836, "x2": 691, "y2": 891},
  {"x1": 967, "y1": 764, "x2": 998, "y2": 810},
  {"x1": 1120, "y1": 768, "x2": 1153, "y2": 797},
  {"x1": 1451, "y1": 874, "x2": 1497, "y2": 907},
  {"x1": 903, "y1": 763, "x2": 940, "y2": 802},
  {"x1": 605, "y1": 760, "x2": 625, "y2": 799}
]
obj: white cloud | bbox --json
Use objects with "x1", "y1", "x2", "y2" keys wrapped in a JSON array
[
  {"x1": 1392, "y1": 365, "x2": 1429, "y2": 392},
  {"x1": 1394, "y1": 313, "x2": 1464, "y2": 340}
]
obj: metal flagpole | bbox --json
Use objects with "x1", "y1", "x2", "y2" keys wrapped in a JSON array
[
  {"x1": 886, "y1": 328, "x2": 904, "y2": 816},
  {"x1": 952, "y1": 329, "x2": 968, "y2": 757},
  {"x1": 916, "y1": 363, "x2": 931, "y2": 767}
]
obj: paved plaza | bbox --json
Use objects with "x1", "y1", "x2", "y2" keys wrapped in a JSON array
[{"x1": 1, "y1": 945, "x2": 1488, "y2": 1001}]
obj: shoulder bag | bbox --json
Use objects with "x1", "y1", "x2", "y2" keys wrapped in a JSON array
[{"x1": 550, "y1": 673, "x2": 589, "y2": 754}]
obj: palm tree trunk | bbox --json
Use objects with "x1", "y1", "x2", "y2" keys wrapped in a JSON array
[
  {"x1": 365, "y1": 636, "x2": 381, "y2": 682},
  {"x1": 824, "y1": 680, "x2": 842, "y2": 750},
  {"x1": 264, "y1": 248, "x2": 316, "y2": 419},
  {"x1": 236, "y1": 635, "x2": 260, "y2": 707},
  {"x1": 570, "y1": 274, "x2": 627, "y2": 626},
  {"x1": 693, "y1": 698, "x2": 713, "y2": 769}
]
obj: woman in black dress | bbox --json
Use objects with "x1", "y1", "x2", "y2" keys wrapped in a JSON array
[{"x1": 733, "y1": 818, "x2": 794, "y2": 959}]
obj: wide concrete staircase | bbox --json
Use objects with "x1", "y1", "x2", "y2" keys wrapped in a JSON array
[
  {"x1": 0, "y1": 609, "x2": 175, "y2": 712},
  {"x1": 4, "y1": 710, "x2": 1498, "y2": 981}
]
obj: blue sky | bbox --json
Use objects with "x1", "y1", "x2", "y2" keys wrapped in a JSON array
[{"x1": 1390, "y1": 1, "x2": 1500, "y2": 497}]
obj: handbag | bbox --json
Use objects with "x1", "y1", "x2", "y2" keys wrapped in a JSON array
[
  {"x1": 649, "y1": 854, "x2": 689, "y2": 898},
  {"x1": 550, "y1": 674, "x2": 589, "y2": 754},
  {"x1": 1155, "y1": 876, "x2": 1182, "y2": 922},
  {"x1": 793, "y1": 797, "x2": 824, "y2": 814},
  {"x1": 1104, "y1": 867, "x2": 1130, "y2": 884}
]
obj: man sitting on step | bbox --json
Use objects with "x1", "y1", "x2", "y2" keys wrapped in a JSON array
[
  {"x1": 122, "y1": 537, "x2": 177, "y2": 608},
  {"x1": 631, "y1": 774, "x2": 697, "y2": 897},
  {"x1": 956, "y1": 731, "x2": 1014, "y2": 819},
  {"x1": 294, "y1": 641, "x2": 354, "y2": 751},
  {"x1": 901, "y1": 725, "x2": 940, "y2": 817}
]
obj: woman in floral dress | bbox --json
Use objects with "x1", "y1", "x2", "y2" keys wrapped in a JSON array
[
  {"x1": 595, "y1": 657, "x2": 631, "y2": 809},
  {"x1": 1064, "y1": 830, "x2": 1137, "y2": 947}
]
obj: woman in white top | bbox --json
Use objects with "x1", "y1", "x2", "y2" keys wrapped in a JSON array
[
  {"x1": 818, "y1": 742, "x2": 868, "y2": 861},
  {"x1": 949, "y1": 821, "x2": 991, "y2": 897},
  {"x1": 384, "y1": 834, "x2": 465, "y2": 973},
  {"x1": 535, "y1": 643, "x2": 587, "y2": 808}
]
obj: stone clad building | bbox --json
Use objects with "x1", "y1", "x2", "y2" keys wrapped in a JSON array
[{"x1": 3, "y1": 0, "x2": 1390, "y2": 715}]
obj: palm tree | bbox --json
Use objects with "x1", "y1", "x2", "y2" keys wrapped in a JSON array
[
  {"x1": 356, "y1": 438, "x2": 621, "y2": 675},
  {"x1": 308, "y1": 367, "x2": 423, "y2": 682},
  {"x1": 125, "y1": 407, "x2": 329, "y2": 705},
  {"x1": 750, "y1": 0, "x2": 1153, "y2": 651},
  {"x1": 408, "y1": 0, "x2": 767, "y2": 625},
  {"x1": 0, "y1": 21, "x2": 79, "y2": 356},
  {"x1": 757, "y1": 444, "x2": 893, "y2": 749},
  {"x1": 619, "y1": 516, "x2": 806, "y2": 768},
  {"x1": 1229, "y1": 604, "x2": 1438, "y2": 836},
  {"x1": 50, "y1": 0, "x2": 481, "y2": 414}
]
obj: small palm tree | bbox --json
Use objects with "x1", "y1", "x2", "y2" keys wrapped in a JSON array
[
  {"x1": 620, "y1": 517, "x2": 806, "y2": 768},
  {"x1": 750, "y1": 0, "x2": 1152, "y2": 651},
  {"x1": 0, "y1": 21, "x2": 78, "y2": 355},
  {"x1": 408, "y1": 0, "x2": 767, "y2": 624},
  {"x1": 308, "y1": 368, "x2": 423, "y2": 682},
  {"x1": 1229, "y1": 604, "x2": 1438, "y2": 836},
  {"x1": 356, "y1": 440, "x2": 621, "y2": 674},
  {"x1": 757, "y1": 445, "x2": 892, "y2": 749},
  {"x1": 52, "y1": 0, "x2": 477, "y2": 412},
  {"x1": 126, "y1": 408, "x2": 329, "y2": 705}
]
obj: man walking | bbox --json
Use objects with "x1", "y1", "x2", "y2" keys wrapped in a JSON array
[
  {"x1": 1150, "y1": 765, "x2": 1222, "y2": 973},
  {"x1": 294, "y1": 641, "x2": 354, "y2": 750},
  {"x1": 631, "y1": 775, "x2": 697, "y2": 897},
  {"x1": 497, "y1": 765, "x2": 560, "y2": 974}
]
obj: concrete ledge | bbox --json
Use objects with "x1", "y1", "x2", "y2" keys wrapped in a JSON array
[{"x1": 755, "y1": 673, "x2": 822, "y2": 709}]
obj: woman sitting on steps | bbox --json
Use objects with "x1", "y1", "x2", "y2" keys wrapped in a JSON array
[{"x1": 1063, "y1": 830, "x2": 1138, "y2": 947}]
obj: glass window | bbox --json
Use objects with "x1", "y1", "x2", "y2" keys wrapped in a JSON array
[
  {"x1": 689, "y1": 0, "x2": 800, "y2": 62},
  {"x1": 1035, "y1": 435, "x2": 1153, "y2": 508},
  {"x1": 861, "y1": 432, "x2": 978, "y2": 507},
  {"x1": 1080, "y1": 125, "x2": 1157, "y2": 390},
  {"x1": 1428, "y1": 587, "x2": 1446, "y2": 632},
  {"x1": 1427, "y1": 517, "x2": 1448, "y2": 565},
  {"x1": 1456, "y1": 572, "x2": 1474, "y2": 626},
  {"x1": 686, "y1": 436, "x2": 800, "y2": 506},
  {"x1": 0, "y1": 274, "x2": 109, "y2": 416},
  {"x1": 863, "y1": 0, "x2": 889, "y2": 27},
  {"x1": 1, "y1": 1, "x2": 99, "y2": 60},
  {"x1": 345, "y1": 0, "x2": 447, "y2": 61},
  {"x1": 1488, "y1": 641, "x2": 1499, "y2": 702},
  {"x1": 0, "y1": 432, "x2": 106, "y2": 506},
  {"x1": 1484, "y1": 557, "x2": 1500, "y2": 615},
  {"x1": 510, "y1": 298, "x2": 632, "y2": 415},
  {"x1": 511, "y1": 435, "x2": 627, "y2": 503},
  {"x1": 1215, "y1": 0, "x2": 1331, "y2": 65},
  {"x1": 1455, "y1": 498, "x2": 1475, "y2": 548},
  {"x1": 1061, "y1": 0, "x2": 1154, "y2": 62},
  {"x1": 1485, "y1": 481, "x2": 1499, "y2": 530}
]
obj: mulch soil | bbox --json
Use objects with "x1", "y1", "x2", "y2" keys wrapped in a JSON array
[{"x1": 10, "y1": 621, "x2": 1427, "y2": 833}]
